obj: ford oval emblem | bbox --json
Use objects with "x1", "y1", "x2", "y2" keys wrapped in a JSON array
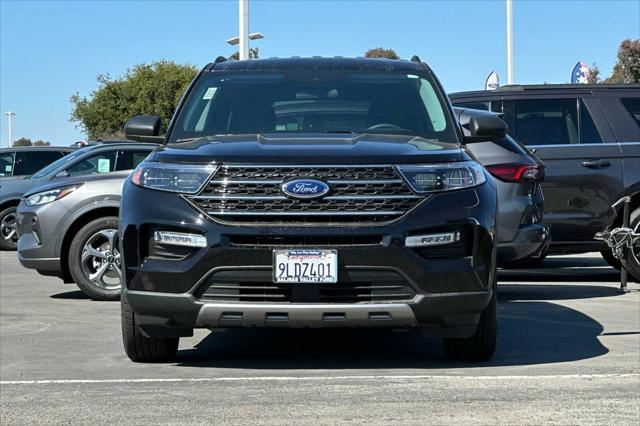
[{"x1": 281, "y1": 179, "x2": 330, "y2": 199}]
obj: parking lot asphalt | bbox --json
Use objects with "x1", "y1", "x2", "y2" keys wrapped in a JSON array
[{"x1": 1, "y1": 251, "x2": 639, "y2": 425}]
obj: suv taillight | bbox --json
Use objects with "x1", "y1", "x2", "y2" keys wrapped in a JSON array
[{"x1": 485, "y1": 163, "x2": 543, "y2": 183}]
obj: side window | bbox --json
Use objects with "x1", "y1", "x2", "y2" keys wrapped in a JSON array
[
  {"x1": 66, "y1": 151, "x2": 117, "y2": 176},
  {"x1": 18, "y1": 151, "x2": 66, "y2": 175},
  {"x1": 502, "y1": 99, "x2": 579, "y2": 146},
  {"x1": 621, "y1": 98, "x2": 640, "y2": 127},
  {"x1": 116, "y1": 150, "x2": 151, "y2": 171},
  {"x1": 579, "y1": 100, "x2": 603, "y2": 144},
  {"x1": 0, "y1": 153, "x2": 14, "y2": 177}
]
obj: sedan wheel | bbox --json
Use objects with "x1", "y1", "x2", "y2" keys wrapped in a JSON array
[
  {"x1": 81, "y1": 229, "x2": 122, "y2": 291},
  {"x1": 68, "y1": 216, "x2": 122, "y2": 300},
  {"x1": 0, "y1": 206, "x2": 19, "y2": 250}
]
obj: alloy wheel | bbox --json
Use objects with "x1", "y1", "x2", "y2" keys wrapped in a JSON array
[
  {"x1": 80, "y1": 229, "x2": 121, "y2": 290},
  {"x1": 0, "y1": 212, "x2": 18, "y2": 245}
]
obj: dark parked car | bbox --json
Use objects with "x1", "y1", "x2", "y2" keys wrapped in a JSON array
[
  {"x1": 455, "y1": 108, "x2": 549, "y2": 266},
  {"x1": 0, "y1": 146, "x2": 74, "y2": 179},
  {"x1": 0, "y1": 142, "x2": 153, "y2": 250},
  {"x1": 16, "y1": 144, "x2": 155, "y2": 300},
  {"x1": 450, "y1": 84, "x2": 640, "y2": 279},
  {"x1": 119, "y1": 56, "x2": 504, "y2": 363}
]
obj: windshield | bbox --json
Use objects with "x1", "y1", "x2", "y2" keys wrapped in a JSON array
[
  {"x1": 169, "y1": 71, "x2": 457, "y2": 144},
  {"x1": 30, "y1": 147, "x2": 90, "y2": 179}
]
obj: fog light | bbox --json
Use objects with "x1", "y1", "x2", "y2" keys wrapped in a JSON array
[
  {"x1": 153, "y1": 231, "x2": 207, "y2": 248},
  {"x1": 405, "y1": 231, "x2": 460, "y2": 247}
]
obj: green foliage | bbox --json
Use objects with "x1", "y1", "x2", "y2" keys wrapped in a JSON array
[
  {"x1": 589, "y1": 39, "x2": 639, "y2": 84},
  {"x1": 607, "y1": 39, "x2": 640, "y2": 83},
  {"x1": 11, "y1": 137, "x2": 51, "y2": 147},
  {"x1": 12, "y1": 137, "x2": 32, "y2": 147},
  {"x1": 364, "y1": 47, "x2": 400, "y2": 60},
  {"x1": 70, "y1": 60, "x2": 198, "y2": 140},
  {"x1": 587, "y1": 63, "x2": 601, "y2": 84}
]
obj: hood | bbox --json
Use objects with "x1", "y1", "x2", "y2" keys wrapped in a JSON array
[
  {"x1": 22, "y1": 171, "x2": 132, "y2": 198},
  {"x1": 151, "y1": 133, "x2": 466, "y2": 164}
]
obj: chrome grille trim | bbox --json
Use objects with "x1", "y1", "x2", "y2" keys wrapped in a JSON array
[
  {"x1": 186, "y1": 164, "x2": 424, "y2": 225},
  {"x1": 191, "y1": 195, "x2": 422, "y2": 201},
  {"x1": 206, "y1": 210, "x2": 406, "y2": 216}
]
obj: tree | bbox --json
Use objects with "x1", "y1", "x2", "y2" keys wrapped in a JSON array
[
  {"x1": 587, "y1": 63, "x2": 601, "y2": 84},
  {"x1": 228, "y1": 47, "x2": 259, "y2": 61},
  {"x1": 606, "y1": 39, "x2": 640, "y2": 83},
  {"x1": 364, "y1": 47, "x2": 400, "y2": 60},
  {"x1": 12, "y1": 137, "x2": 32, "y2": 147},
  {"x1": 33, "y1": 140, "x2": 51, "y2": 146},
  {"x1": 70, "y1": 60, "x2": 198, "y2": 140}
]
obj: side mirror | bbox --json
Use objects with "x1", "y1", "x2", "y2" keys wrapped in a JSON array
[
  {"x1": 55, "y1": 170, "x2": 69, "y2": 178},
  {"x1": 455, "y1": 108, "x2": 507, "y2": 143},
  {"x1": 124, "y1": 115, "x2": 163, "y2": 143}
]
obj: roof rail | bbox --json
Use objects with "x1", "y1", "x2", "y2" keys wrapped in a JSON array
[
  {"x1": 214, "y1": 56, "x2": 228, "y2": 64},
  {"x1": 410, "y1": 55, "x2": 421, "y2": 63}
]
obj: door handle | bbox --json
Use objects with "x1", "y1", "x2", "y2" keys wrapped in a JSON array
[{"x1": 581, "y1": 159, "x2": 612, "y2": 169}]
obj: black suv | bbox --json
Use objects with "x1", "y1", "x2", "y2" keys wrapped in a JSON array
[
  {"x1": 450, "y1": 84, "x2": 640, "y2": 278},
  {"x1": 0, "y1": 146, "x2": 74, "y2": 178},
  {"x1": 120, "y1": 57, "x2": 505, "y2": 362}
]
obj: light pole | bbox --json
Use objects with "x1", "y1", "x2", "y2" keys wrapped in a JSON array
[
  {"x1": 5, "y1": 111, "x2": 15, "y2": 147},
  {"x1": 226, "y1": 32, "x2": 264, "y2": 57},
  {"x1": 239, "y1": 0, "x2": 249, "y2": 60},
  {"x1": 506, "y1": 0, "x2": 514, "y2": 84}
]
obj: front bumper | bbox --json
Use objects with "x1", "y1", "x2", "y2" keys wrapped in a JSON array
[
  {"x1": 125, "y1": 289, "x2": 492, "y2": 338},
  {"x1": 16, "y1": 202, "x2": 64, "y2": 276},
  {"x1": 120, "y1": 178, "x2": 498, "y2": 337}
]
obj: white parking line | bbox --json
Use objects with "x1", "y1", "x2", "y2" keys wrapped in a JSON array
[{"x1": 2, "y1": 373, "x2": 639, "y2": 385}]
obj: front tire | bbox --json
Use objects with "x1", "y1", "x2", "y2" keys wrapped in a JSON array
[
  {"x1": 121, "y1": 295, "x2": 179, "y2": 363},
  {"x1": 68, "y1": 216, "x2": 122, "y2": 301},
  {"x1": 601, "y1": 249, "x2": 621, "y2": 270},
  {"x1": 621, "y1": 207, "x2": 640, "y2": 283},
  {"x1": 443, "y1": 275, "x2": 497, "y2": 361},
  {"x1": 0, "y1": 206, "x2": 19, "y2": 250}
]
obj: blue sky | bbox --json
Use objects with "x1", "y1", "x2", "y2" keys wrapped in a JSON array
[{"x1": 1, "y1": 0, "x2": 638, "y2": 147}]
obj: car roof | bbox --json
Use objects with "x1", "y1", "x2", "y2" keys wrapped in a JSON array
[
  {"x1": 450, "y1": 83, "x2": 640, "y2": 98},
  {"x1": 0, "y1": 146, "x2": 76, "y2": 153},
  {"x1": 80, "y1": 141, "x2": 158, "y2": 151},
  {"x1": 205, "y1": 56, "x2": 429, "y2": 73}
]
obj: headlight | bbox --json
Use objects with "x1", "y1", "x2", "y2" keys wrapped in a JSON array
[
  {"x1": 396, "y1": 161, "x2": 486, "y2": 193},
  {"x1": 131, "y1": 162, "x2": 217, "y2": 194},
  {"x1": 25, "y1": 185, "x2": 82, "y2": 206}
]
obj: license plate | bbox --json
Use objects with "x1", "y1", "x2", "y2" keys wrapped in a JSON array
[{"x1": 273, "y1": 249, "x2": 338, "y2": 284}]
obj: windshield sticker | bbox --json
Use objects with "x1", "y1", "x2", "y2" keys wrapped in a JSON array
[
  {"x1": 97, "y1": 158, "x2": 111, "y2": 173},
  {"x1": 203, "y1": 87, "x2": 218, "y2": 100},
  {"x1": 5, "y1": 165, "x2": 12, "y2": 172}
]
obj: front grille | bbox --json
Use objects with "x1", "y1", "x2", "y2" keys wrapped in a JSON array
[
  {"x1": 186, "y1": 165, "x2": 423, "y2": 225},
  {"x1": 197, "y1": 268, "x2": 417, "y2": 304}
]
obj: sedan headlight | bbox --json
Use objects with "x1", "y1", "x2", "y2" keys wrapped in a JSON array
[
  {"x1": 397, "y1": 161, "x2": 486, "y2": 193},
  {"x1": 25, "y1": 185, "x2": 82, "y2": 206},
  {"x1": 131, "y1": 162, "x2": 217, "y2": 194}
]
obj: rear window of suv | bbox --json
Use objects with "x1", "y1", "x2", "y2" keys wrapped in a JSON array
[
  {"x1": 171, "y1": 71, "x2": 457, "y2": 143},
  {"x1": 621, "y1": 98, "x2": 640, "y2": 127},
  {"x1": 498, "y1": 98, "x2": 603, "y2": 145}
]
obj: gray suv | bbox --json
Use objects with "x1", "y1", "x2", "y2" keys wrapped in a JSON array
[
  {"x1": 1, "y1": 142, "x2": 151, "y2": 250},
  {"x1": 15, "y1": 143, "x2": 156, "y2": 300},
  {"x1": 450, "y1": 84, "x2": 640, "y2": 278}
]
